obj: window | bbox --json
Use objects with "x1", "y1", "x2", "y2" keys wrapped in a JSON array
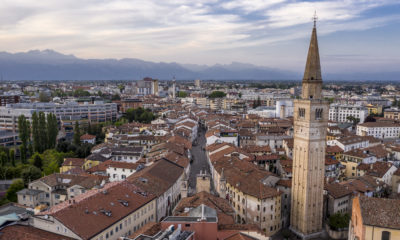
[
  {"x1": 315, "y1": 108, "x2": 323, "y2": 120},
  {"x1": 298, "y1": 108, "x2": 305, "y2": 118},
  {"x1": 382, "y1": 231, "x2": 390, "y2": 240}
]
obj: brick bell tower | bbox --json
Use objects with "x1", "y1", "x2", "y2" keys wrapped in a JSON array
[{"x1": 290, "y1": 13, "x2": 328, "y2": 239}]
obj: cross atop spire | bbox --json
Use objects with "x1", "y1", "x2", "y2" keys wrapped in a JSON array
[{"x1": 312, "y1": 11, "x2": 318, "y2": 27}]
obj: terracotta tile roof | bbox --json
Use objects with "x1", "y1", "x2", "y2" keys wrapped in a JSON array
[
  {"x1": 342, "y1": 149, "x2": 368, "y2": 159},
  {"x1": 284, "y1": 138, "x2": 294, "y2": 148},
  {"x1": 163, "y1": 152, "x2": 190, "y2": 169},
  {"x1": 33, "y1": 173, "x2": 103, "y2": 189},
  {"x1": 223, "y1": 232, "x2": 258, "y2": 240},
  {"x1": 254, "y1": 154, "x2": 279, "y2": 162},
  {"x1": 213, "y1": 156, "x2": 280, "y2": 199},
  {"x1": 357, "y1": 161, "x2": 394, "y2": 178},
  {"x1": 325, "y1": 182, "x2": 352, "y2": 199},
  {"x1": 127, "y1": 159, "x2": 183, "y2": 197},
  {"x1": 337, "y1": 136, "x2": 368, "y2": 145},
  {"x1": 167, "y1": 135, "x2": 192, "y2": 150},
  {"x1": 0, "y1": 224, "x2": 74, "y2": 240},
  {"x1": 80, "y1": 134, "x2": 96, "y2": 140},
  {"x1": 339, "y1": 175, "x2": 380, "y2": 194},
  {"x1": 173, "y1": 191, "x2": 235, "y2": 226},
  {"x1": 364, "y1": 144, "x2": 389, "y2": 159},
  {"x1": 326, "y1": 145, "x2": 344, "y2": 153},
  {"x1": 39, "y1": 181, "x2": 155, "y2": 240},
  {"x1": 206, "y1": 142, "x2": 233, "y2": 152},
  {"x1": 86, "y1": 163, "x2": 108, "y2": 174},
  {"x1": 127, "y1": 222, "x2": 161, "y2": 239},
  {"x1": 394, "y1": 168, "x2": 400, "y2": 176},
  {"x1": 86, "y1": 152, "x2": 109, "y2": 162},
  {"x1": 242, "y1": 145, "x2": 271, "y2": 153},
  {"x1": 325, "y1": 157, "x2": 339, "y2": 166},
  {"x1": 62, "y1": 158, "x2": 85, "y2": 167},
  {"x1": 276, "y1": 179, "x2": 292, "y2": 188},
  {"x1": 358, "y1": 122, "x2": 400, "y2": 128},
  {"x1": 358, "y1": 195, "x2": 400, "y2": 229},
  {"x1": 64, "y1": 167, "x2": 86, "y2": 175}
]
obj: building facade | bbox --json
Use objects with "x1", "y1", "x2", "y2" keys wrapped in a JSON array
[
  {"x1": 329, "y1": 103, "x2": 368, "y2": 123},
  {"x1": 0, "y1": 101, "x2": 117, "y2": 131}
]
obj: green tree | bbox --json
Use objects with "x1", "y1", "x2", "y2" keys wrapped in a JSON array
[
  {"x1": 17, "y1": 115, "x2": 30, "y2": 163},
  {"x1": 178, "y1": 91, "x2": 188, "y2": 98},
  {"x1": 346, "y1": 116, "x2": 360, "y2": 125},
  {"x1": 125, "y1": 107, "x2": 156, "y2": 123},
  {"x1": 42, "y1": 150, "x2": 65, "y2": 175},
  {"x1": 31, "y1": 111, "x2": 40, "y2": 152},
  {"x1": 5, "y1": 179, "x2": 24, "y2": 202},
  {"x1": 39, "y1": 92, "x2": 51, "y2": 102},
  {"x1": 73, "y1": 89, "x2": 91, "y2": 97},
  {"x1": 111, "y1": 94, "x2": 121, "y2": 101},
  {"x1": 208, "y1": 91, "x2": 226, "y2": 98},
  {"x1": 328, "y1": 213, "x2": 350, "y2": 230},
  {"x1": 46, "y1": 113, "x2": 58, "y2": 149},
  {"x1": 118, "y1": 84, "x2": 125, "y2": 93},
  {"x1": 21, "y1": 166, "x2": 42, "y2": 185},
  {"x1": 0, "y1": 152, "x2": 7, "y2": 166},
  {"x1": 9, "y1": 149, "x2": 15, "y2": 167},
  {"x1": 39, "y1": 112, "x2": 48, "y2": 151},
  {"x1": 31, "y1": 153, "x2": 43, "y2": 170},
  {"x1": 73, "y1": 121, "x2": 81, "y2": 146}
]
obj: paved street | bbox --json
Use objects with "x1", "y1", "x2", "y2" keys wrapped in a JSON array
[{"x1": 188, "y1": 126, "x2": 212, "y2": 193}]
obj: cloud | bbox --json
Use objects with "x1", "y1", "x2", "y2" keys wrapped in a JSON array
[{"x1": 0, "y1": 0, "x2": 398, "y2": 71}]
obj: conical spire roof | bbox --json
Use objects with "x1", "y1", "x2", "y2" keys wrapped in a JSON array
[{"x1": 302, "y1": 23, "x2": 322, "y2": 83}]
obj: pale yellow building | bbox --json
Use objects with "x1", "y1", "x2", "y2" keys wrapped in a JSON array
[{"x1": 349, "y1": 196, "x2": 400, "y2": 240}]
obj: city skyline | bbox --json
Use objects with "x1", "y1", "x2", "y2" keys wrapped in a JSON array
[{"x1": 0, "y1": 0, "x2": 400, "y2": 74}]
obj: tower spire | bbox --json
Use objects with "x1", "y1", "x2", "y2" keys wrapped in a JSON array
[{"x1": 301, "y1": 12, "x2": 322, "y2": 100}]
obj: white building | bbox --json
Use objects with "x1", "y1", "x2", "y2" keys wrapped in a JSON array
[
  {"x1": 0, "y1": 101, "x2": 117, "y2": 131},
  {"x1": 106, "y1": 161, "x2": 140, "y2": 182},
  {"x1": 357, "y1": 122, "x2": 400, "y2": 139},
  {"x1": 333, "y1": 136, "x2": 370, "y2": 152},
  {"x1": 276, "y1": 99, "x2": 294, "y2": 118},
  {"x1": 133, "y1": 78, "x2": 159, "y2": 96},
  {"x1": 329, "y1": 103, "x2": 368, "y2": 123}
]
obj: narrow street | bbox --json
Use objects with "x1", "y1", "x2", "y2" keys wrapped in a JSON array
[{"x1": 188, "y1": 126, "x2": 212, "y2": 194}]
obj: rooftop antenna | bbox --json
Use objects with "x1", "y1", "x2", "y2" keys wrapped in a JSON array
[{"x1": 312, "y1": 10, "x2": 318, "y2": 27}]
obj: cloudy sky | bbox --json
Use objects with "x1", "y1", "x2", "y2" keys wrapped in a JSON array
[{"x1": 1, "y1": 0, "x2": 400, "y2": 73}]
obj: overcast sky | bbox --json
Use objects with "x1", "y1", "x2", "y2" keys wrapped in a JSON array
[{"x1": 1, "y1": 0, "x2": 400, "y2": 73}]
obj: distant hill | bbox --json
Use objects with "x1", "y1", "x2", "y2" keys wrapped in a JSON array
[
  {"x1": 0, "y1": 50, "x2": 299, "y2": 81},
  {"x1": 0, "y1": 50, "x2": 398, "y2": 81}
]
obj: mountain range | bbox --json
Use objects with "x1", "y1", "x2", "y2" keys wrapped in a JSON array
[{"x1": 0, "y1": 50, "x2": 398, "y2": 81}]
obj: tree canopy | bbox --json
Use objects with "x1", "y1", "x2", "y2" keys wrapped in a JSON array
[
  {"x1": 208, "y1": 91, "x2": 226, "y2": 98},
  {"x1": 178, "y1": 91, "x2": 188, "y2": 98},
  {"x1": 125, "y1": 108, "x2": 157, "y2": 124}
]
